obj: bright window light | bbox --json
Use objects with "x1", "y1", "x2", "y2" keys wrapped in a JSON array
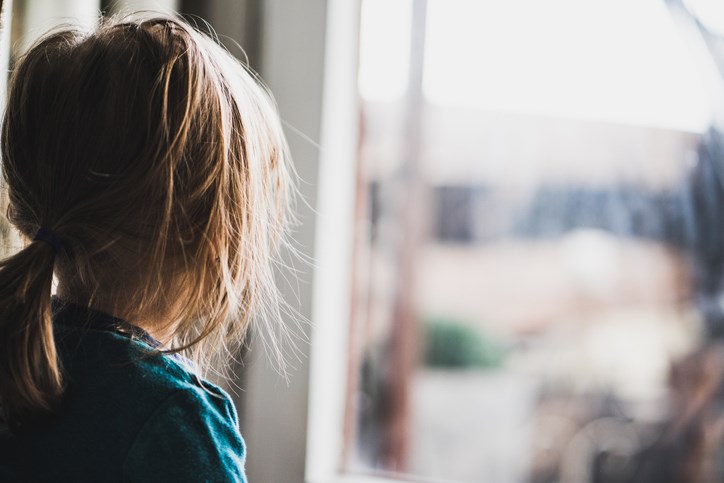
[
  {"x1": 422, "y1": 0, "x2": 711, "y2": 132},
  {"x1": 685, "y1": 0, "x2": 724, "y2": 36},
  {"x1": 358, "y1": 0, "x2": 412, "y2": 102}
]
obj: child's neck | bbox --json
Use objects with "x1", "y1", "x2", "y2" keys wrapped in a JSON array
[{"x1": 55, "y1": 282, "x2": 176, "y2": 346}]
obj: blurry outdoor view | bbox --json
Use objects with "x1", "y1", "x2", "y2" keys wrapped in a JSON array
[{"x1": 344, "y1": 0, "x2": 724, "y2": 482}]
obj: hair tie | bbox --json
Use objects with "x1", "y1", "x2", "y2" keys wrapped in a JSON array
[{"x1": 33, "y1": 227, "x2": 64, "y2": 254}]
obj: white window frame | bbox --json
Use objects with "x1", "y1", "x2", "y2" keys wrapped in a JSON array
[{"x1": 240, "y1": 1, "x2": 372, "y2": 482}]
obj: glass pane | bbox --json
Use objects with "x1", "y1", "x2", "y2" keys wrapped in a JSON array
[{"x1": 345, "y1": 1, "x2": 724, "y2": 482}]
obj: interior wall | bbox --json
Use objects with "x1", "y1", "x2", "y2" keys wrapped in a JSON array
[
  {"x1": 111, "y1": 0, "x2": 177, "y2": 12},
  {"x1": 242, "y1": 1, "x2": 328, "y2": 481},
  {"x1": 180, "y1": 0, "x2": 261, "y2": 71},
  {"x1": 15, "y1": 0, "x2": 99, "y2": 53}
]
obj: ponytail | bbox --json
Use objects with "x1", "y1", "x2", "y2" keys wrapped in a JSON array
[{"x1": 0, "y1": 237, "x2": 63, "y2": 430}]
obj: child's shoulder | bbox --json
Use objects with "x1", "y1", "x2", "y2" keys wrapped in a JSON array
[
  {"x1": 54, "y1": 313, "x2": 212, "y2": 405},
  {"x1": 50, "y1": 298, "x2": 237, "y2": 433},
  {"x1": 66, "y1": 330, "x2": 247, "y2": 481},
  {"x1": 121, "y1": 376, "x2": 245, "y2": 482}
]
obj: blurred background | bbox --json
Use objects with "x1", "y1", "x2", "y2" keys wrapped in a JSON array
[{"x1": 3, "y1": 0, "x2": 724, "y2": 482}]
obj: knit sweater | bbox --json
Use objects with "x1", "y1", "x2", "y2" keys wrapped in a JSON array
[{"x1": 0, "y1": 298, "x2": 247, "y2": 482}]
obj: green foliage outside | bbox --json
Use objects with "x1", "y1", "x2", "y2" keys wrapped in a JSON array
[{"x1": 422, "y1": 317, "x2": 507, "y2": 369}]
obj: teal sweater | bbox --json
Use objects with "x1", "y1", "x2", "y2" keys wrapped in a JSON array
[{"x1": 0, "y1": 299, "x2": 247, "y2": 482}]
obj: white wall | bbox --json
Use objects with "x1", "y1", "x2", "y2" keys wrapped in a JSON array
[
  {"x1": 19, "y1": 0, "x2": 99, "y2": 52},
  {"x1": 242, "y1": 1, "x2": 328, "y2": 482},
  {"x1": 112, "y1": 0, "x2": 178, "y2": 12}
]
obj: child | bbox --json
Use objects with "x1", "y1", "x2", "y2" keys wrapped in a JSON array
[{"x1": 0, "y1": 11, "x2": 291, "y2": 482}]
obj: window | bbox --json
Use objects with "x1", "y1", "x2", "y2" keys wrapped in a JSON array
[{"x1": 339, "y1": 0, "x2": 724, "y2": 482}]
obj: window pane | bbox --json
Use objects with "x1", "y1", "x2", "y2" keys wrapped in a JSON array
[{"x1": 345, "y1": 1, "x2": 724, "y2": 482}]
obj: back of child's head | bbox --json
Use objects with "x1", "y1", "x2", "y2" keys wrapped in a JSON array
[{"x1": 0, "y1": 13, "x2": 292, "y2": 429}]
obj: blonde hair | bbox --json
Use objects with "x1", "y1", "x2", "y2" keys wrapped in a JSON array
[{"x1": 0, "y1": 13, "x2": 293, "y2": 429}]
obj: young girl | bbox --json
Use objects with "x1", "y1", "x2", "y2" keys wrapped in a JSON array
[{"x1": 0, "y1": 11, "x2": 291, "y2": 482}]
